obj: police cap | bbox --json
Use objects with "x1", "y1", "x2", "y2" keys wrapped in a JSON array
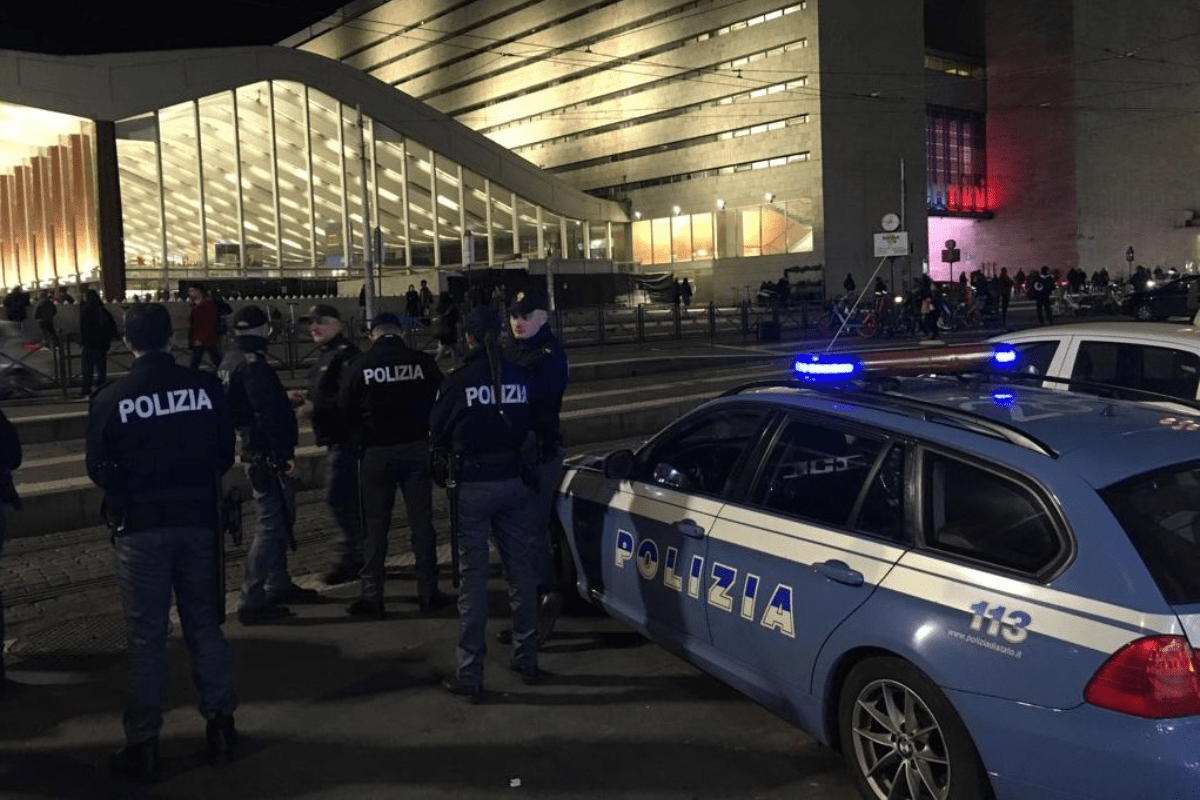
[
  {"x1": 124, "y1": 303, "x2": 172, "y2": 351},
  {"x1": 511, "y1": 286, "x2": 548, "y2": 315},
  {"x1": 303, "y1": 303, "x2": 341, "y2": 322},
  {"x1": 464, "y1": 305, "x2": 500, "y2": 338},
  {"x1": 231, "y1": 305, "x2": 269, "y2": 331},
  {"x1": 370, "y1": 312, "x2": 402, "y2": 331}
]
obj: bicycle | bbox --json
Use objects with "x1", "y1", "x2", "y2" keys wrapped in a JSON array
[{"x1": 817, "y1": 294, "x2": 880, "y2": 338}]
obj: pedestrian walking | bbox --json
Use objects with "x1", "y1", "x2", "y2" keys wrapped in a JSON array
[
  {"x1": 998, "y1": 268, "x2": 1014, "y2": 326},
  {"x1": 78, "y1": 289, "x2": 118, "y2": 399},
  {"x1": 290, "y1": 304, "x2": 363, "y2": 585},
  {"x1": 0, "y1": 406, "x2": 21, "y2": 700},
  {"x1": 497, "y1": 286, "x2": 569, "y2": 648},
  {"x1": 34, "y1": 290, "x2": 58, "y2": 349},
  {"x1": 219, "y1": 305, "x2": 314, "y2": 625},
  {"x1": 187, "y1": 285, "x2": 222, "y2": 370},
  {"x1": 85, "y1": 303, "x2": 238, "y2": 780},
  {"x1": 338, "y1": 312, "x2": 444, "y2": 618},
  {"x1": 1032, "y1": 266, "x2": 1055, "y2": 325},
  {"x1": 430, "y1": 305, "x2": 538, "y2": 703}
]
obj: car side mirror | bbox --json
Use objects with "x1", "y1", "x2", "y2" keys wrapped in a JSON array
[{"x1": 603, "y1": 449, "x2": 636, "y2": 480}]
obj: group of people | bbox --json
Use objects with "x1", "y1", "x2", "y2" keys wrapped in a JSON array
[{"x1": 56, "y1": 280, "x2": 569, "y2": 782}]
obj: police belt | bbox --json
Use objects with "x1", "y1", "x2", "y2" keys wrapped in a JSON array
[
  {"x1": 118, "y1": 487, "x2": 218, "y2": 534},
  {"x1": 455, "y1": 450, "x2": 521, "y2": 482}
]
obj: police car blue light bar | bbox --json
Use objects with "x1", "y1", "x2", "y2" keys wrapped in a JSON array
[{"x1": 793, "y1": 343, "x2": 1020, "y2": 383}]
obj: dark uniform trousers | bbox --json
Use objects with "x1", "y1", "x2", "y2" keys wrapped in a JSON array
[
  {"x1": 360, "y1": 440, "x2": 437, "y2": 603},
  {"x1": 325, "y1": 440, "x2": 363, "y2": 569},
  {"x1": 114, "y1": 526, "x2": 236, "y2": 745},
  {"x1": 455, "y1": 476, "x2": 538, "y2": 688},
  {"x1": 531, "y1": 446, "x2": 566, "y2": 594},
  {"x1": 239, "y1": 471, "x2": 295, "y2": 611}
]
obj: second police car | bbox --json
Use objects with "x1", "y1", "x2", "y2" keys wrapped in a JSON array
[{"x1": 553, "y1": 343, "x2": 1200, "y2": 800}]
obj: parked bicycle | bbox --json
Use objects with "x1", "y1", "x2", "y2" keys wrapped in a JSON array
[{"x1": 817, "y1": 294, "x2": 881, "y2": 338}]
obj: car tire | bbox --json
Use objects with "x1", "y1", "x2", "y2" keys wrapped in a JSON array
[
  {"x1": 1134, "y1": 303, "x2": 1155, "y2": 321},
  {"x1": 838, "y1": 657, "x2": 993, "y2": 800}
]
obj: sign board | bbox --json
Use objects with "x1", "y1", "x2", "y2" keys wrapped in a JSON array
[
  {"x1": 942, "y1": 247, "x2": 961, "y2": 264},
  {"x1": 874, "y1": 231, "x2": 909, "y2": 258}
]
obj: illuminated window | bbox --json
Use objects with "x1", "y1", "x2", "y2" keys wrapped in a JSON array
[{"x1": 926, "y1": 107, "x2": 987, "y2": 215}]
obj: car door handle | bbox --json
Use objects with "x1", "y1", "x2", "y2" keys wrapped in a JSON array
[
  {"x1": 814, "y1": 559, "x2": 864, "y2": 587},
  {"x1": 674, "y1": 519, "x2": 705, "y2": 538}
]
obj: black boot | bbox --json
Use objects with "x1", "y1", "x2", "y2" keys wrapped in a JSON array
[
  {"x1": 206, "y1": 713, "x2": 238, "y2": 764},
  {"x1": 109, "y1": 738, "x2": 160, "y2": 783}
]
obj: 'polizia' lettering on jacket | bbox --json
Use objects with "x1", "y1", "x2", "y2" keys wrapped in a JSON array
[
  {"x1": 118, "y1": 388, "x2": 214, "y2": 423},
  {"x1": 464, "y1": 384, "x2": 528, "y2": 407},
  {"x1": 363, "y1": 364, "x2": 426, "y2": 384}
]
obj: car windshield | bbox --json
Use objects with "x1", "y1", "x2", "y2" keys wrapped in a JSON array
[{"x1": 1101, "y1": 461, "x2": 1200, "y2": 604}]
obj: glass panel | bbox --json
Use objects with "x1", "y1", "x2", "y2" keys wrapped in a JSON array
[
  {"x1": 236, "y1": 82, "x2": 275, "y2": 271},
  {"x1": 307, "y1": 88, "x2": 345, "y2": 271},
  {"x1": 611, "y1": 221, "x2": 629, "y2": 263},
  {"x1": 632, "y1": 219, "x2": 652, "y2": 264},
  {"x1": 434, "y1": 157, "x2": 461, "y2": 265},
  {"x1": 565, "y1": 218, "x2": 584, "y2": 259},
  {"x1": 671, "y1": 216, "x2": 692, "y2": 262},
  {"x1": 925, "y1": 455, "x2": 1060, "y2": 572},
  {"x1": 651, "y1": 218, "x2": 670, "y2": 264},
  {"x1": 116, "y1": 118, "x2": 160, "y2": 281},
  {"x1": 785, "y1": 199, "x2": 814, "y2": 253},
  {"x1": 373, "y1": 125, "x2": 406, "y2": 268},
  {"x1": 691, "y1": 213, "x2": 712, "y2": 259},
  {"x1": 462, "y1": 168, "x2": 489, "y2": 263},
  {"x1": 541, "y1": 209, "x2": 562, "y2": 258},
  {"x1": 198, "y1": 92, "x2": 238, "y2": 274},
  {"x1": 762, "y1": 204, "x2": 786, "y2": 255},
  {"x1": 1071, "y1": 341, "x2": 1200, "y2": 400},
  {"x1": 637, "y1": 407, "x2": 770, "y2": 498},
  {"x1": 589, "y1": 221, "x2": 607, "y2": 260},
  {"x1": 516, "y1": 197, "x2": 538, "y2": 258},
  {"x1": 490, "y1": 188, "x2": 514, "y2": 260},
  {"x1": 741, "y1": 208, "x2": 761, "y2": 257},
  {"x1": 753, "y1": 418, "x2": 884, "y2": 527},
  {"x1": 405, "y1": 139, "x2": 434, "y2": 266},
  {"x1": 272, "y1": 81, "x2": 313, "y2": 269},
  {"x1": 158, "y1": 103, "x2": 203, "y2": 273},
  {"x1": 343, "y1": 105, "x2": 364, "y2": 267}
]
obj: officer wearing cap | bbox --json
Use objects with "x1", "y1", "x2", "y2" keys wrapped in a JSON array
[
  {"x1": 291, "y1": 304, "x2": 363, "y2": 585},
  {"x1": 338, "y1": 311, "x2": 444, "y2": 618},
  {"x1": 501, "y1": 285, "x2": 569, "y2": 647},
  {"x1": 218, "y1": 305, "x2": 311, "y2": 624},
  {"x1": 86, "y1": 303, "x2": 238, "y2": 780},
  {"x1": 430, "y1": 305, "x2": 538, "y2": 702}
]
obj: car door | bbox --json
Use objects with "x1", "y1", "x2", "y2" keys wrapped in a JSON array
[
  {"x1": 705, "y1": 415, "x2": 912, "y2": 700},
  {"x1": 598, "y1": 404, "x2": 772, "y2": 650}
]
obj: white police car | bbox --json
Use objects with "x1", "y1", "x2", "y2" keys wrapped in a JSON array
[{"x1": 553, "y1": 344, "x2": 1200, "y2": 800}]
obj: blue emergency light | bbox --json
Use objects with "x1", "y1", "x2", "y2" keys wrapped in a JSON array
[{"x1": 792, "y1": 343, "x2": 1020, "y2": 385}]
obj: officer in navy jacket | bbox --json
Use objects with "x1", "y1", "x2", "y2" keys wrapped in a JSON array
[
  {"x1": 429, "y1": 305, "x2": 537, "y2": 702},
  {"x1": 503, "y1": 285, "x2": 569, "y2": 647},
  {"x1": 291, "y1": 304, "x2": 362, "y2": 585},
  {"x1": 338, "y1": 312, "x2": 443, "y2": 618},
  {"x1": 218, "y1": 305, "x2": 310, "y2": 625},
  {"x1": 85, "y1": 303, "x2": 237, "y2": 780}
]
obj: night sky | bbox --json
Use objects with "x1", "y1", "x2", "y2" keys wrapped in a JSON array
[{"x1": 0, "y1": 0, "x2": 348, "y2": 55}]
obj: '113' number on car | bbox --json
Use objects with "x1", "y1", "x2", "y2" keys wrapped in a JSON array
[{"x1": 969, "y1": 601, "x2": 1031, "y2": 644}]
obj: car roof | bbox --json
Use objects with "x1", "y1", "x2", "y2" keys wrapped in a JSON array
[
  {"x1": 993, "y1": 321, "x2": 1200, "y2": 342},
  {"x1": 722, "y1": 378, "x2": 1200, "y2": 488}
]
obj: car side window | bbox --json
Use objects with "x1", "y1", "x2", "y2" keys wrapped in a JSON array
[
  {"x1": 853, "y1": 443, "x2": 909, "y2": 543},
  {"x1": 752, "y1": 418, "x2": 886, "y2": 528},
  {"x1": 1070, "y1": 341, "x2": 1200, "y2": 400},
  {"x1": 923, "y1": 452, "x2": 1061, "y2": 573},
  {"x1": 1012, "y1": 340, "x2": 1059, "y2": 377},
  {"x1": 638, "y1": 407, "x2": 769, "y2": 498}
]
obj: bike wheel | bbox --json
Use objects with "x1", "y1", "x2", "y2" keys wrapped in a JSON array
[{"x1": 857, "y1": 313, "x2": 880, "y2": 338}]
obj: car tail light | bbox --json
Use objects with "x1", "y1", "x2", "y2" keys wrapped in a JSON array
[{"x1": 1084, "y1": 635, "x2": 1200, "y2": 718}]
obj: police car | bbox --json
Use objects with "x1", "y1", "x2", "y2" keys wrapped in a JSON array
[{"x1": 553, "y1": 344, "x2": 1200, "y2": 800}]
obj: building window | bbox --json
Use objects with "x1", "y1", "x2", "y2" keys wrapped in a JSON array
[{"x1": 926, "y1": 107, "x2": 987, "y2": 215}]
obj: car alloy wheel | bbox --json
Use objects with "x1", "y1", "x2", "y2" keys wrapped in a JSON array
[
  {"x1": 1134, "y1": 303, "x2": 1155, "y2": 321},
  {"x1": 839, "y1": 657, "x2": 992, "y2": 800}
]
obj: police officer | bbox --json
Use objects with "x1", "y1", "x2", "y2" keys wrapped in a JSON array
[
  {"x1": 499, "y1": 285, "x2": 569, "y2": 647},
  {"x1": 290, "y1": 304, "x2": 362, "y2": 585},
  {"x1": 85, "y1": 303, "x2": 237, "y2": 780},
  {"x1": 430, "y1": 305, "x2": 538, "y2": 703},
  {"x1": 0, "y1": 406, "x2": 20, "y2": 699},
  {"x1": 219, "y1": 305, "x2": 312, "y2": 624},
  {"x1": 338, "y1": 312, "x2": 444, "y2": 618}
]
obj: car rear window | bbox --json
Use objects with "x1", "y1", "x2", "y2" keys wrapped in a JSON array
[
  {"x1": 1101, "y1": 463, "x2": 1200, "y2": 604},
  {"x1": 1070, "y1": 341, "x2": 1200, "y2": 400}
]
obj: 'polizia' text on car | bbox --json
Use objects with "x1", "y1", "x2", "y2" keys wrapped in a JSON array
[{"x1": 553, "y1": 344, "x2": 1200, "y2": 800}]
